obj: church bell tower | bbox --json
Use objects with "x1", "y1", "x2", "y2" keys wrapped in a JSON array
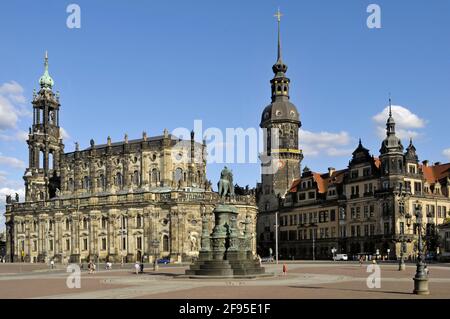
[{"x1": 24, "y1": 52, "x2": 64, "y2": 201}]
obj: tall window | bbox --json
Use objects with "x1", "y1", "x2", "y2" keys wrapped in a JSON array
[
  {"x1": 99, "y1": 174, "x2": 106, "y2": 191},
  {"x1": 121, "y1": 216, "x2": 127, "y2": 229},
  {"x1": 68, "y1": 178, "x2": 74, "y2": 191},
  {"x1": 137, "y1": 237, "x2": 142, "y2": 250},
  {"x1": 83, "y1": 176, "x2": 90, "y2": 190},
  {"x1": 82, "y1": 217, "x2": 89, "y2": 230},
  {"x1": 151, "y1": 168, "x2": 159, "y2": 184},
  {"x1": 136, "y1": 215, "x2": 143, "y2": 228},
  {"x1": 384, "y1": 222, "x2": 390, "y2": 235},
  {"x1": 101, "y1": 216, "x2": 107, "y2": 229},
  {"x1": 174, "y1": 168, "x2": 183, "y2": 183},
  {"x1": 101, "y1": 238, "x2": 107, "y2": 251},
  {"x1": 132, "y1": 170, "x2": 140, "y2": 186},
  {"x1": 66, "y1": 239, "x2": 70, "y2": 251},
  {"x1": 400, "y1": 222, "x2": 405, "y2": 235},
  {"x1": 163, "y1": 235, "x2": 169, "y2": 251},
  {"x1": 115, "y1": 172, "x2": 123, "y2": 189}
]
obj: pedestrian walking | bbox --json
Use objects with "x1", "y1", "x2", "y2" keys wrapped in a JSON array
[
  {"x1": 134, "y1": 261, "x2": 140, "y2": 274},
  {"x1": 140, "y1": 262, "x2": 144, "y2": 273},
  {"x1": 282, "y1": 263, "x2": 287, "y2": 276},
  {"x1": 50, "y1": 259, "x2": 55, "y2": 269}
]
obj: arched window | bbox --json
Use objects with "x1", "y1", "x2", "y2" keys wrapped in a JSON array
[
  {"x1": 48, "y1": 152, "x2": 54, "y2": 170},
  {"x1": 174, "y1": 168, "x2": 183, "y2": 183},
  {"x1": 136, "y1": 215, "x2": 143, "y2": 228},
  {"x1": 115, "y1": 172, "x2": 123, "y2": 189},
  {"x1": 133, "y1": 170, "x2": 140, "y2": 186},
  {"x1": 121, "y1": 216, "x2": 127, "y2": 229},
  {"x1": 101, "y1": 216, "x2": 107, "y2": 229},
  {"x1": 151, "y1": 168, "x2": 159, "y2": 184},
  {"x1": 40, "y1": 150, "x2": 45, "y2": 169},
  {"x1": 83, "y1": 176, "x2": 90, "y2": 190},
  {"x1": 99, "y1": 174, "x2": 106, "y2": 191},
  {"x1": 162, "y1": 234, "x2": 169, "y2": 252},
  {"x1": 68, "y1": 178, "x2": 74, "y2": 191},
  {"x1": 82, "y1": 217, "x2": 89, "y2": 230}
]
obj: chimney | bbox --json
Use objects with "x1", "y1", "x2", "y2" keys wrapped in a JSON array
[
  {"x1": 422, "y1": 160, "x2": 429, "y2": 167},
  {"x1": 328, "y1": 167, "x2": 336, "y2": 177}
]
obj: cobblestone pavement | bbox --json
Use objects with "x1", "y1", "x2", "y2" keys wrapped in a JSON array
[{"x1": 0, "y1": 262, "x2": 449, "y2": 299}]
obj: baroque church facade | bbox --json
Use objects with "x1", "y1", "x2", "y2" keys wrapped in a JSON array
[
  {"x1": 256, "y1": 18, "x2": 450, "y2": 260},
  {"x1": 4, "y1": 53, "x2": 257, "y2": 264}
]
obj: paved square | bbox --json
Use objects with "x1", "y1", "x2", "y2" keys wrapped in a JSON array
[{"x1": 0, "y1": 262, "x2": 449, "y2": 299}]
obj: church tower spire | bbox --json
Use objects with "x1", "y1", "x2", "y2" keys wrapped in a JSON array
[
  {"x1": 24, "y1": 52, "x2": 64, "y2": 201},
  {"x1": 270, "y1": 9, "x2": 289, "y2": 102},
  {"x1": 259, "y1": 9, "x2": 303, "y2": 207}
]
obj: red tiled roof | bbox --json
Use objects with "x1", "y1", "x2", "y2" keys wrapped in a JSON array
[{"x1": 422, "y1": 163, "x2": 450, "y2": 184}]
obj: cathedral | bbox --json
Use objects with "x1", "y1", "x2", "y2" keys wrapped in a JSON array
[
  {"x1": 256, "y1": 13, "x2": 450, "y2": 260},
  {"x1": 3, "y1": 53, "x2": 257, "y2": 264}
]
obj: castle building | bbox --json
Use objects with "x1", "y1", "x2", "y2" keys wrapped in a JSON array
[
  {"x1": 275, "y1": 115, "x2": 450, "y2": 260},
  {"x1": 4, "y1": 53, "x2": 257, "y2": 264},
  {"x1": 256, "y1": 16, "x2": 450, "y2": 260}
]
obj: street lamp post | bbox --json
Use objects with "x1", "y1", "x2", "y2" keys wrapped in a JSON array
[
  {"x1": 274, "y1": 211, "x2": 279, "y2": 265},
  {"x1": 151, "y1": 239, "x2": 160, "y2": 271},
  {"x1": 311, "y1": 223, "x2": 318, "y2": 261},
  {"x1": 413, "y1": 201, "x2": 430, "y2": 295},
  {"x1": 398, "y1": 237, "x2": 406, "y2": 271},
  {"x1": 398, "y1": 212, "x2": 412, "y2": 271}
]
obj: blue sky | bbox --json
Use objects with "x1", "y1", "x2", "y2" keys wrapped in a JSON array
[{"x1": 1, "y1": 1, "x2": 450, "y2": 228}]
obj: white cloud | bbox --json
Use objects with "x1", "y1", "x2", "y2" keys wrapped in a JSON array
[
  {"x1": 443, "y1": 148, "x2": 450, "y2": 161},
  {"x1": 299, "y1": 129, "x2": 352, "y2": 157},
  {"x1": 0, "y1": 81, "x2": 30, "y2": 131},
  {"x1": 373, "y1": 105, "x2": 427, "y2": 139},
  {"x1": 0, "y1": 154, "x2": 26, "y2": 169},
  {"x1": 0, "y1": 130, "x2": 28, "y2": 142},
  {"x1": 60, "y1": 127, "x2": 70, "y2": 140}
]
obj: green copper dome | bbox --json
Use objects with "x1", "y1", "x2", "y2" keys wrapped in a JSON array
[{"x1": 39, "y1": 51, "x2": 54, "y2": 89}]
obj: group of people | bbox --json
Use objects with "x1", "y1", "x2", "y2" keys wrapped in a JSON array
[
  {"x1": 87, "y1": 261, "x2": 97, "y2": 274},
  {"x1": 134, "y1": 261, "x2": 144, "y2": 274}
]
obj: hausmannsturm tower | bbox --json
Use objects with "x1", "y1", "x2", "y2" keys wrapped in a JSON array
[{"x1": 257, "y1": 10, "x2": 303, "y2": 251}]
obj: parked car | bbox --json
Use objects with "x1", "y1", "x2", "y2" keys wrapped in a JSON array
[
  {"x1": 157, "y1": 258, "x2": 170, "y2": 264},
  {"x1": 334, "y1": 254, "x2": 348, "y2": 261},
  {"x1": 261, "y1": 256, "x2": 274, "y2": 263}
]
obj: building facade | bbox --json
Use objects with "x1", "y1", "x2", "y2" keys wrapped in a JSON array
[
  {"x1": 276, "y1": 131, "x2": 450, "y2": 260},
  {"x1": 4, "y1": 54, "x2": 258, "y2": 264},
  {"x1": 256, "y1": 20, "x2": 450, "y2": 260}
]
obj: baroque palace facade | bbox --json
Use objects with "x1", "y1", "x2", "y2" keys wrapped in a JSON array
[
  {"x1": 4, "y1": 54, "x2": 257, "y2": 264},
  {"x1": 256, "y1": 17, "x2": 450, "y2": 260}
]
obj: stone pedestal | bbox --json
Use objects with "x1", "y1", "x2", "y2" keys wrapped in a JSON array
[
  {"x1": 185, "y1": 204, "x2": 266, "y2": 278},
  {"x1": 413, "y1": 277, "x2": 430, "y2": 295}
]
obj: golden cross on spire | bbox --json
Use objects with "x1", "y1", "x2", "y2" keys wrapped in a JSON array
[{"x1": 274, "y1": 8, "x2": 283, "y2": 22}]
